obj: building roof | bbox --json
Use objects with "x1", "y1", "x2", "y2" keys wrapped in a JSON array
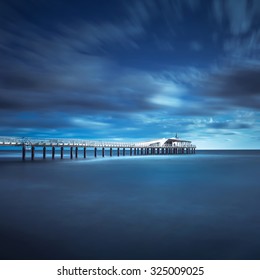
[{"x1": 137, "y1": 137, "x2": 192, "y2": 147}]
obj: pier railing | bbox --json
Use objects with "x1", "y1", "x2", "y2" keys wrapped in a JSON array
[{"x1": 0, "y1": 136, "x2": 196, "y2": 148}]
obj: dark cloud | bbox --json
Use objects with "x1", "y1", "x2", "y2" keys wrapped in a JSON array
[
  {"x1": 0, "y1": 95, "x2": 22, "y2": 110},
  {"x1": 201, "y1": 65, "x2": 260, "y2": 109},
  {"x1": 0, "y1": 57, "x2": 161, "y2": 114}
]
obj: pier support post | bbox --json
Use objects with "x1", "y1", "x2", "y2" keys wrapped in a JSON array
[
  {"x1": 141, "y1": 148, "x2": 143, "y2": 155},
  {"x1": 110, "y1": 147, "x2": 112, "y2": 157},
  {"x1": 94, "y1": 147, "x2": 97, "y2": 158},
  {"x1": 117, "y1": 148, "x2": 120, "y2": 156},
  {"x1": 70, "y1": 147, "x2": 73, "y2": 159},
  {"x1": 134, "y1": 148, "x2": 136, "y2": 155},
  {"x1": 130, "y1": 148, "x2": 132, "y2": 156},
  {"x1": 75, "y1": 147, "x2": 78, "y2": 158},
  {"x1": 61, "y1": 147, "x2": 64, "y2": 159},
  {"x1": 123, "y1": 148, "x2": 125, "y2": 156},
  {"x1": 52, "y1": 146, "x2": 55, "y2": 159},
  {"x1": 43, "y1": 146, "x2": 46, "y2": 159},
  {"x1": 84, "y1": 147, "x2": 86, "y2": 158},
  {"x1": 31, "y1": 146, "x2": 35, "y2": 160},
  {"x1": 22, "y1": 145, "x2": 26, "y2": 161},
  {"x1": 102, "y1": 147, "x2": 105, "y2": 157}
]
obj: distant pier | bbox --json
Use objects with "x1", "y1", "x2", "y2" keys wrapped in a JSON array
[{"x1": 0, "y1": 137, "x2": 196, "y2": 161}]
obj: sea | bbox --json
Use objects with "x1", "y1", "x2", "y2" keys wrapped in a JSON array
[{"x1": 0, "y1": 149, "x2": 259, "y2": 260}]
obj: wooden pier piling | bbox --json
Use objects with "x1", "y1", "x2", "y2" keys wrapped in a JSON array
[
  {"x1": 22, "y1": 145, "x2": 26, "y2": 160},
  {"x1": 43, "y1": 146, "x2": 46, "y2": 159},
  {"x1": 52, "y1": 146, "x2": 55, "y2": 159},
  {"x1": 61, "y1": 147, "x2": 64, "y2": 159},
  {"x1": 70, "y1": 147, "x2": 73, "y2": 159},
  {"x1": 31, "y1": 146, "x2": 35, "y2": 160}
]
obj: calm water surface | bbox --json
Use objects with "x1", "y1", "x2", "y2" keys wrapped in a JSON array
[{"x1": 0, "y1": 150, "x2": 259, "y2": 259}]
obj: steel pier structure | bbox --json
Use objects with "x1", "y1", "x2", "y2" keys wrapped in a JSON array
[{"x1": 0, "y1": 137, "x2": 196, "y2": 161}]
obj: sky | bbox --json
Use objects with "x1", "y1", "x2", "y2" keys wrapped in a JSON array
[{"x1": 0, "y1": 0, "x2": 259, "y2": 149}]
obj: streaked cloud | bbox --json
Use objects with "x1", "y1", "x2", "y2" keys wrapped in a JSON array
[
  {"x1": 212, "y1": 0, "x2": 260, "y2": 35},
  {"x1": 0, "y1": 0, "x2": 259, "y2": 148}
]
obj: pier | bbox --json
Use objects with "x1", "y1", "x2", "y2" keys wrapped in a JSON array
[{"x1": 0, "y1": 137, "x2": 196, "y2": 161}]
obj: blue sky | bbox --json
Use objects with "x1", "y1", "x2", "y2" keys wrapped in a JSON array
[{"x1": 0, "y1": 0, "x2": 259, "y2": 148}]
